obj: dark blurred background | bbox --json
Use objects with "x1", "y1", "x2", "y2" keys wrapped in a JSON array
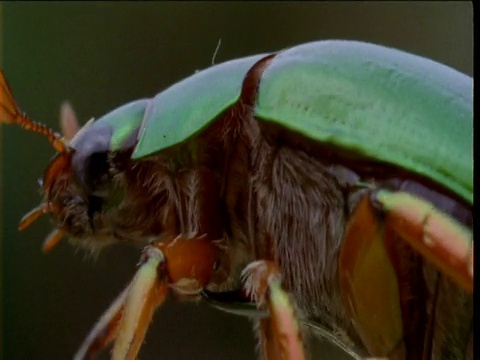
[{"x1": 1, "y1": 2, "x2": 473, "y2": 360}]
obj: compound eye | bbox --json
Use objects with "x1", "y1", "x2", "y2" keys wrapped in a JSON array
[
  {"x1": 84, "y1": 152, "x2": 110, "y2": 192},
  {"x1": 81, "y1": 152, "x2": 114, "y2": 227},
  {"x1": 70, "y1": 124, "x2": 113, "y2": 191}
]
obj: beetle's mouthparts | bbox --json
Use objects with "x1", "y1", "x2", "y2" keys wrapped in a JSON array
[{"x1": 18, "y1": 201, "x2": 66, "y2": 252}]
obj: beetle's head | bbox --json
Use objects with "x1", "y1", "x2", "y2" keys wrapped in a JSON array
[
  {"x1": 9, "y1": 103, "x2": 130, "y2": 252},
  {"x1": 55, "y1": 100, "x2": 159, "y2": 253},
  {"x1": 1, "y1": 72, "x2": 154, "y2": 252}
]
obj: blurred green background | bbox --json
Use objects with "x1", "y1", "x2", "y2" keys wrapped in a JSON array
[{"x1": 1, "y1": 2, "x2": 473, "y2": 360}]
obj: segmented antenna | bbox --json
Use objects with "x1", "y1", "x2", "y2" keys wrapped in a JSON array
[
  {"x1": 2, "y1": 70, "x2": 69, "y2": 251},
  {"x1": 1, "y1": 70, "x2": 67, "y2": 153}
]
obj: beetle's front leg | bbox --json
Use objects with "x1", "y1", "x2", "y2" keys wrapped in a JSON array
[
  {"x1": 241, "y1": 260, "x2": 305, "y2": 360},
  {"x1": 74, "y1": 286, "x2": 128, "y2": 359},
  {"x1": 74, "y1": 246, "x2": 168, "y2": 360},
  {"x1": 74, "y1": 234, "x2": 219, "y2": 360}
]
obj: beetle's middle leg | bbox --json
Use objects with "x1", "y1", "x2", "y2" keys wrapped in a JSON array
[{"x1": 241, "y1": 260, "x2": 306, "y2": 360}]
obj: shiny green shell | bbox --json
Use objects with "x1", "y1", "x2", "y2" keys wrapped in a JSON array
[{"x1": 95, "y1": 40, "x2": 473, "y2": 204}]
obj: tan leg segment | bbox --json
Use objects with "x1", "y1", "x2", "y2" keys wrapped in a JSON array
[
  {"x1": 339, "y1": 190, "x2": 472, "y2": 358},
  {"x1": 111, "y1": 247, "x2": 168, "y2": 360},
  {"x1": 242, "y1": 260, "x2": 305, "y2": 360},
  {"x1": 338, "y1": 196, "x2": 405, "y2": 358},
  {"x1": 75, "y1": 234, "x2": 220, "y2": 359},
  {"x1": 74, "y1": 286, "x2": 128, "y2": 360},
  {"x1": 74, "y1": 247, "x2": 169, "y2": 360},
  {"x1": 375, "y1": 190, "x2": 473, "y2": 293}
]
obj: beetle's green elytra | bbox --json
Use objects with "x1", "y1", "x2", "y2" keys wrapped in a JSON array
[
  {"x1": 132, "y1": 54, "x2": 267, "y2": 159},
  {"x1": 255, "y1": 41, "x2": 472, "y2": 205},
  {"x1": 91, "y1": 40, "x2": 472, "y2": 203},
  {"x1": 87, "y1": 99, "x2": 150, "y2": 151}
]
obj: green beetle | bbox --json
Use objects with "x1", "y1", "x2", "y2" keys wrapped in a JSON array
[{"x1": 1, "y1": 40, "x2": 473, "y2": 360}]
